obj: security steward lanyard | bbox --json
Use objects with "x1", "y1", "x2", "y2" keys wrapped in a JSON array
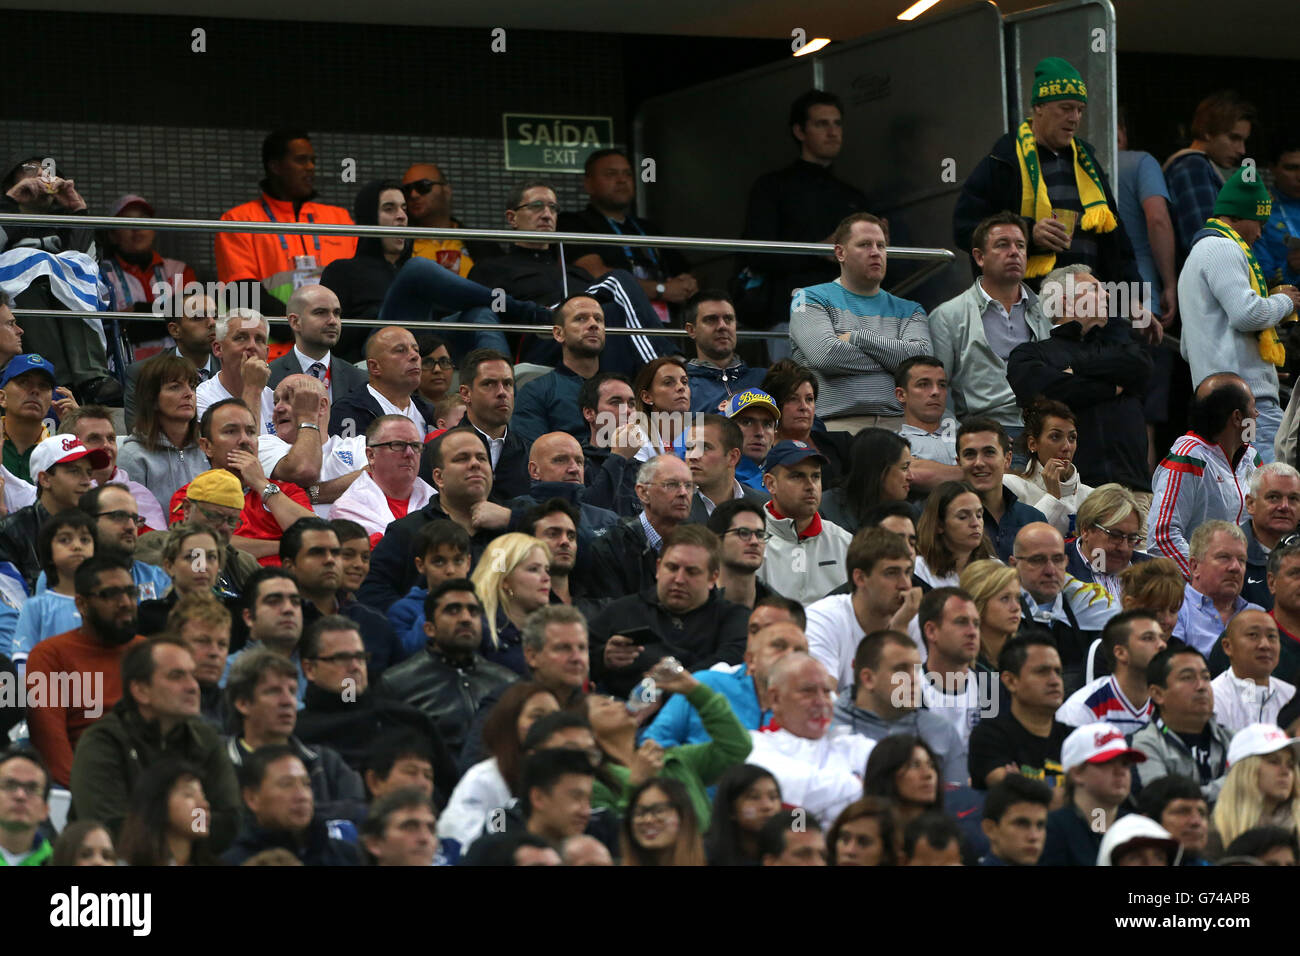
[
  {"x1": 261, "y1": 199, "x2": 322, "y2": 259},
  {"x1": 603, "y1": 215, "x2": 660, "y2": 277}
]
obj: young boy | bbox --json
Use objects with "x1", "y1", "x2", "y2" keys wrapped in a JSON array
[
  {"x1": 386, "y1": 521, "x2": 472, "y2": 655},
  {"x1": 8, "y1": 511, "x2": 96, "y2": 666}
]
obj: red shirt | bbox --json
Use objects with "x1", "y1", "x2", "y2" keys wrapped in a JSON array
[{"x1": 169, "y1": 477, "x2": 312, "y2": 566}]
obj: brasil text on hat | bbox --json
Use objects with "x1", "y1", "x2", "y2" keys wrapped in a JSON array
[
  {"x1": 1031, "y1": 56, "x2": 1087, "y2": 105},
  {"x1": 0, "y1": 353, "x2": 57, "y2": 388},
  {"x1": 184, "y1": 468, "x2": 246, "y2": 511},
  {"x1": 724, "y1": 389, "x2": 780, "y2": 422},
  {"x1": 1213, "y1": 166, "x2": 1273, "y2": 222},
  {"x1": 28, "y1": 435, "x2": 110, "y2": 483},
  {"x1": 763, "y1": 439, "x2": 828, "y2": 473},
  {"x1": 1061, "y1": 722, "x2": 1147, "y2": 772},
  {"x1": 1226, "y1": 722, "x2": 1300, "y2": 768}
]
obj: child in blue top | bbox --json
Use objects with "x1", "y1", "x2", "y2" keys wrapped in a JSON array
[
  {"x1": 11, "y1": 510, "x2": 96, "y2": 665},
  {"x1": 386, "y1": 520, "x2": 472, "y2": 656}
]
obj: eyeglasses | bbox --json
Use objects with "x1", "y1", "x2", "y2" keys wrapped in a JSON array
[
  {"x1": 422, "y1": 357, "x2": 455, "y2": 371},
  {"x1": 0, "y1": 778, "x2": 42, "y2": 797},
  {"x1": 514, "y1": 200, "x2": 560, "y2": 214},
  {"x1": 650, "y1": 480, "x2": 696, "y2": 493},
  {"x1": 313, "y1": 651, "x2": 371, "y2": 665},
  {"x1": 1013, "y1": 553, "x2": 1067, "y2": 568},
  {"x1": 1093, "y1": 523, "x2": 1142, "y2": 547},
  {"x1": 402, "y1": 179, "x2": 447, "y2": 195},
  {"x1": 88, "y1": 585, "x2": 139, "y2": 602},
  {"x1": 632, "y1": 802, "x2": 678, "y2": 821},
  {"x1": 724, "y1": 527, "x2": 771, "y2": 542},
  {"x1": 369, "y1": 440, "x2": 423, "y2": 455},
  {"x1": 98, "y1": 510, "x2": 147, "y2": 527},
  {"x1": 195, "y1": 504, "x2": 241, "y2": 531}
]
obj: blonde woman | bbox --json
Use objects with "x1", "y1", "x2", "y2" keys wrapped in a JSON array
[
  {"x1": 914, "y1": 481, "x2": 996, "y2": 588},
  {"x1": 470, "y1": 533, "x2": 552, "y2": 678},
  {"x1": 1070, "y1": 484, "x2": 1148, "y2": 601},
  {"x1": 1118, "y1": 558, "x2": 1185, "y2": 641},
  {"x1": 960, "y1": 559, "x2": 1023, "y2": 674},
  {"x1": 1210, "y1": 724, "x2": 1300, "y2": 858}
]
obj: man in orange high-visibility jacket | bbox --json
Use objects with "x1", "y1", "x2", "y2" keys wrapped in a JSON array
[{"x1": 216, "y1": 130, "x2": 357, "y2": 313}]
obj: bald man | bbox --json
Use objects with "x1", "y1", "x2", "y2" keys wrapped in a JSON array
[
  {"x1": 467, "y1": 430, "x2": 621, "y2": 539},
  {"x1": 269, "y1": 284, "x2": 367, "y2": 401},
  {"x1": 259, "y1": 373, "x2": 365, "y2": 518},
  {"x1": 1150, "y1": 373, "x2": 1260, "y2": 577},
  {"x1": 329, "y1": 325, "x2": 437, "y2": 440},
  {"x1": 513, "y1": 294, "x2": 607, "y2": 448},
  {"x1": 1011, "y1": 522, "x2": 1118, "y2": 694},
  {"x1": 1210, "y1": 608, "x2": 1295, "y2": 732},
  {"x1": 647, "y1": 620, "x2": 809, "y2": 747},
  {"x1": 745, "y1": 653, "x2": 875, "y2": 826}
]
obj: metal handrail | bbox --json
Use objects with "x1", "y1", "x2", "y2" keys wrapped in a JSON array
[
  {"x1": 0, "y1": 211, "x2": 956, "y2": 262},
  {"x1": 0, "y1": 211, "x2": 958, "y2": 334},
  {"x1": 6, "y1": 308, "x2": 779, "y2": 339}
]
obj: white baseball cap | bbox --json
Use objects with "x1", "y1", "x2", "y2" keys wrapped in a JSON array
[
  {"x1": 29, "y1": 435, "x2": 110, "y2": 483},
  {"x1": 1227, "y1": 722, "x2": 1300, "y2": 768},
  {"x1": 1061, "y1": 721, "x2": 1147, "y2": 772}
]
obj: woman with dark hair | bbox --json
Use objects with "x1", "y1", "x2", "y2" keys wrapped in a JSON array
[
  {"x1": 761, "y1": 359, "x2": 847, "y2": 486},
  {"x1": 117, "y1": 353, "x2": 206, "y2": 509},
  {"x1": 827, "y1": 796, "x2": 897, "y2": 866},
  {"x1": 621, "y1": 777, "x2": 707, "y2": 866},
  {"x1": 1004, "y1": 398, "x2": 1094, "y2": 535},
  {"x1": 417, "y1": 334, "x2": 454, "y2": 404},
  {"x1": 633, "y1": 356, "x2": 691, "y2": 458},
  {"x1": 115, "y1": 760, "x2": 218, "y2": 866},
  {"x1": 704, "y1": 764, "x2": 783, "y2": 866},
  {"x1": 914, "y1": 480, "x2": 996, "y2": 588},
  {"x1": 438, "y1": 682, "x2": 560, "y2": 858},
  {"x1": 863, "y1": 736, "x2": 944, "y2": 842},
  {"x1": 51, "y1": 821, "x2": 116, "y2": 866},
  {"x1": 821, "y1": 428, "x2": 913, "y2": 533}
]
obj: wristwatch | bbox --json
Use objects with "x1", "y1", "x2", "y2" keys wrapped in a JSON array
[
  {"x1": 308, "y1": 484, "x2": 320, "y2": 503},
  {"x1": 655, "y1": 282, "x2": 666, "y2": 298},
  {"x1": 261, "y1": 483, "x2": 282, "y2": 503}
]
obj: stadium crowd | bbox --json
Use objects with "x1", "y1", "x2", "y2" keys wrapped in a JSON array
[{"x1": 4, "y1": 55, "x2": 1300, "y2": 868}]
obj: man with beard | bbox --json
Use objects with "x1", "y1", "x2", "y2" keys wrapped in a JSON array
[
  {"x1": 24, "y1": 554, "x2": 145, "y2": 786},
  {"x1": 706, "y1": 499, "x2": 771, "y2": 609},
  {"x1": 513, "y1": 295, "x2": 608, "y2": 448},
  {"x1": 685, "y1": 292, "x2": 766, "y2": 414}
]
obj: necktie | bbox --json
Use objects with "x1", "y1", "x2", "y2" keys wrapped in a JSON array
[
  {"x1": 309, "y1": 362, "x2": 327, "y2": 381},
  {"x1": 197, "y1": 366, "x2": 211, "y2": 383}
]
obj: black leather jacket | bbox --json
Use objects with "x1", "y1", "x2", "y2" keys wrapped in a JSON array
[
  {"x1": 0, "y1": 501, "x2": 49, "y2": 590},
  {"x1": 374, "y1": 644, "x2": 517, "y2": 758}
]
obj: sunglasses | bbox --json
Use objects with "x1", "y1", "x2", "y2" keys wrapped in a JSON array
[{"x1": 403, "y1": 179, "x2": 447, "y2": 196}]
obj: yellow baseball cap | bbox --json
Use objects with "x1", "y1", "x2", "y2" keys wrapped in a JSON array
[{"x1": 185, "y1": 469, "x2": 245, "y2": 511}]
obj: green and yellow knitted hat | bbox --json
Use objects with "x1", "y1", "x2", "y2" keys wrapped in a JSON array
[
  {"x1": 1214, "y1": 166, "x2": 1273, "y2": 221},
  {"x1": 1032, "y1": 57, "x2": 1088, "y2": 104}
]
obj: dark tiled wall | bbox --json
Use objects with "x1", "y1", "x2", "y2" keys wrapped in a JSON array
[{"x1": 0, "y1": 10, "x2": 627, "y2": 278}]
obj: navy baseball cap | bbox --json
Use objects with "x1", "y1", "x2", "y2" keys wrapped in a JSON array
[
  {"x1": 763, "y1": 439, "x2": 828, "y2": 472},
  {"x1": 0, "y1": 353, "x2": 57, "y2": 388}
]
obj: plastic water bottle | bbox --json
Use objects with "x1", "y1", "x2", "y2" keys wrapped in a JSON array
[{"x1": 627, "y1": 678, "x2": 662, "y2": 715}]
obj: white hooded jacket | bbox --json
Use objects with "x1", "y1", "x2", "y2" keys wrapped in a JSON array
[{"x1": 329, "y1": 469, "x2": 435, "y2": 538}]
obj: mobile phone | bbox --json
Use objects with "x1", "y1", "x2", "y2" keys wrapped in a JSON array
[{"x1": 613, "y1": 626, "x2": 656, "y2": 646}]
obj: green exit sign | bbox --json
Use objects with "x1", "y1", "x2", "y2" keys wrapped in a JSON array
[{"x1": 503, "y1": 113, "x2": 615, "y2": 174}]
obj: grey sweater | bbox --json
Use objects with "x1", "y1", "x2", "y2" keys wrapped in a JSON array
[
  {"x1": 118, "y1": 432, "x2": 208, "y2": 513},
  {"x1": 832, "y1": 696, "x2": 969, "y2": 786}
]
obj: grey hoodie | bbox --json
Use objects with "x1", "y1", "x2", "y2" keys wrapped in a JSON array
[
  {"x1": 832, "y1": 696, "x2": 969, "y2": 786},
  {"x1": 117, "y1": 432, "x2": 208, "y2": 514}
]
